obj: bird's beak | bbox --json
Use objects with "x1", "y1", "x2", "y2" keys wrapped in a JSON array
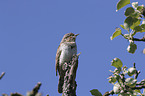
[{"x1": 75, "y1": 34, "x2": 79, "y2": 37}]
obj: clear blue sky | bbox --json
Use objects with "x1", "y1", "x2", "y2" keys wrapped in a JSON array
[{"x1": 0, "y1": 0, "x2": 145, "y2": 96}]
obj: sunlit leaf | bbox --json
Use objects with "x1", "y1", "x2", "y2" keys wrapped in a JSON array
[
  {"x1": 111, "y1": 58, "x2": 123, "y2": 68},
  {"x1": 108, "y1": 76, "x2": 117, "y2": 83},
  {"x1": 110, "y1": 28, "x2": 122, "y2": 40},
  {"x1": 137, "y1": 5, "x2": 144, "y2": 12},
  {"x1": 125, "y1": 78, "x2": 137, "y2": 87},
  {"x1": 132, "y1": 2, "x2": 138, "y2": 9},
  {"x1": 120, "y1": 25, "x2": 125, "y2": 29},
  {"x1": 90, "y1": 89, "x2": 102, "y2": 96},
  {"x1": 134, "y1": 89, "x2": 141, "y2": 94},
  {"x1": 128, "y1": 67, "x2": 136, "y2": 76},
  {"x1": 123, "y1": 34, "x2": 130, "y2": 39},
  {"x1": 113, "y1": 83, "x2": 120, "y2": 94},
  {"x1": 117, "y1": 0, "x2": 130, "y2": 11}
]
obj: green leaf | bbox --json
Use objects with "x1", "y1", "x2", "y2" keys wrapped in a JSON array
[
  {"x1": 108, "y1": 76, "x2": 117, "y2": 83},
  {"x1": 131, "y1": 10, "x2": 140, "y2": 18},
  {"x1": 120, "y1": 24, "x2": 125, "y2": 29},
  {"x1": 123, "y1": 34, "x2": 130, "y2": 39},
  {"x1": 117, "y1": 0, "x2": 130, "y2": 11},
  {"x1": 113, "y1": 83, "x2": 120, "y2": 94},
  {"x1": 125, "y1": 78, "x2": 137, "y2": 87},
  {"x1": 130, "y1": 19, "x2": 141, "y2": 29},
  {"x1": 114, "y1": 67, "x2": 121, "y2": 73},
  {"x1": 127, "y1": 42, "x2": 137, "y2": 54},
  {"x1": 142, "y1": 7, "x2": 145, "y2": 17},
  {"x1": 137, "y1": 5, "x2": 144, "y2": 12},
  {"x1": 128, "y1": 67, "x2": 136, "y2": 76},
  {"x1": 141, "y1": 24, "x2": 145, "y2": 32},
  {"x1": 110, "y1": 28, "x2": 121, "y2": 40},
  {"x1": 134, "y1": 89, "x2": 141, "y2": 94},
  {"x1": 122, "y1": 66, "x2": 128, "y2": 75},
  {"x1": 134, "y1": 26, "x2": 142, "y2": 32},
  {"x1": 141, "y1": 24, "x2": 145, "y2": 28},
  {"x1": 125, "y1": 7, "x2": 135, "y2": 16},
  {"x1": 132, "y1": 2, "x2": 138, "y2": 9},
  {"x1": 111, "y1": 58, "x2": 123, "y2": 68},
  {"x1": 90, "y1": 89, "x2": 102, "y2": 96},
  {"x1": 124, "y1": 17, "x2": 140, "y2": 31},
  {"x1": 124, "y1": 17, "x2": 133, "y2": 31}
]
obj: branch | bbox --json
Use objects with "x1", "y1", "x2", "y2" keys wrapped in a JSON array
[
  {"x1": 132, "y1": 37, "x2": 145, "y2": 42},
  {"x1": 133, "y1": 63, "x2": 140, "y2": 79},
  {"x1": 2, "y1": 93, "x2": 23, "y2": 96},
  {"x1": 131, "y1": 85, "x2": 145, "y2": 90},
  {"x1": 27, "y1": 82, "x2": 42, "y2": 96},
  {"x1": 0, "y1": 72, "x2": 5, "y2": 80},
  {"x1": 103, "y1": 90, "x2": 114, "y2": 96},
  {"x1": 10, "y1": 93, "x2": 23, "y2": 96},
  {"x1": 2, "y1": 82, "x2": 42, "y2": 96},
  {"x1": 62, "y1": 53, "x2": 80, "y2": 96}
]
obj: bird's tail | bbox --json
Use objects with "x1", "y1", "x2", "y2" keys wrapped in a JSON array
[{"x1": 58, "y1": 76, "x2": 64, "y2": 93}]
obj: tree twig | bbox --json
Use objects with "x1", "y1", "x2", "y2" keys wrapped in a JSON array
[
  {"x1": 27, "y1": 82, "x2": 42, "y2": 96},
  {"x1": 10, "y1": 93, "x2": 23, "y2": 96},
  {"x1": 103, "y1": 90, "x2": 114, "y2": 96},
  {"x1": 132, "y1": 37, "x2": 145, "y2": 42},
  {"x1": 0, "y1": 72, "x2": 5, "y2": 80},
  {"x1": 131, "y1": 85, "x2": 145, "y2": 90}
]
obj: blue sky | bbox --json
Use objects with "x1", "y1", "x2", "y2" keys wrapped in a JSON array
[{"x1": 0, "y1": 0, "x2": 145, "y2": 96}]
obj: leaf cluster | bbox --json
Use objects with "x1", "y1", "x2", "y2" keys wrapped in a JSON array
[
  {"x1": 107, "y1": 58, "x2": 145, "y2": 96},
  {"x1": 90, "y1": 0, "x2": 145, "y2": 96},
  {"x1": 111, "y1": 0, "x2": 145, "y2": 54}
]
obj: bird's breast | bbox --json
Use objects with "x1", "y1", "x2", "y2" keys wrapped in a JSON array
[{"x1": 59, "y1": 43, "x2": 77, "y2": 64}]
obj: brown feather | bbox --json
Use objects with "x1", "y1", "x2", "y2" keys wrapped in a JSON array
[{"x1": 55, "y1": 45, "x2": 61, "y2": 76}]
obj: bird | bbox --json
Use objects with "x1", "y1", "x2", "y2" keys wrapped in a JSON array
[{"x1": 55, "y1": 33, "x2": 79, "y2": 93}]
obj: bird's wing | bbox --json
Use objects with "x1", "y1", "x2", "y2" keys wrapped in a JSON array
[{"x1": 55, "y1": 45, "x2": 61, "y2": 76}]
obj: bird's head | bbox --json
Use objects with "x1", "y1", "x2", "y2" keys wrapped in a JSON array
[{"x1": 61, "y1": 33, "x2": 79, "y2": 43}]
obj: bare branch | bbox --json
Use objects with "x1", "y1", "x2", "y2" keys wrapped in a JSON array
[
  {"x1": 0, "y1": 72, "x2": 5, "y2": 80},
  {"x1": 27, "y1": 82, "x2": 42, "y2": 96},
  {"x1": 10, "y1": 93, "x2": 23, "y2": 96},
  {"x1": 62, "y1": 53, "x2": 80, "y2": 96},
  {"x1": 132, "y1": 37, "x2": 145, "y2": 42}
]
